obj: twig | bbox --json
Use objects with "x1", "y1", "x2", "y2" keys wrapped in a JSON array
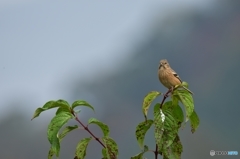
[
  {"x1": 74, "y1": 115, "x2": 106, "y2": 148},
  {"x1": 160, "y1": 88, "x2": 172, "y2": 109},
  {"x1": 154, "y1": 144, "x2": 158, "y2": 159}
]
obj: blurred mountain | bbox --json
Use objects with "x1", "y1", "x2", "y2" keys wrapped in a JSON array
[{"x1": 70, "y1": 1, "x2": 240, "y2": 158}]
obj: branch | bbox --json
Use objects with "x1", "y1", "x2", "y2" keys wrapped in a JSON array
[
  {"x1": 74, "y1": 113, "x2": 106, "y2": 148},
  {"x1": 154, "y1": 144, "x2": 158, "y2": 159},
  {"x1": 160, "y1": 88, "x2": 172, "y2": 109},
  {"x1": 74, "y1": 114, "x2": 118, "y2": 158}
]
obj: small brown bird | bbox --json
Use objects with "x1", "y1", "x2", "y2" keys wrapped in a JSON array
[{"x1": 158, "y1": 59, "x2": 193, "y2": 94}]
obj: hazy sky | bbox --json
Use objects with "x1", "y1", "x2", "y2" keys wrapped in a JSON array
[{"x1": 0, "y1": 0, "x2": 214, "y2": 119}]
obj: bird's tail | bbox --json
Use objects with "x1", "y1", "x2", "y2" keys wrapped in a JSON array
[{"x1": 182, "y1": 86, "x2": 194, "y2": 95}]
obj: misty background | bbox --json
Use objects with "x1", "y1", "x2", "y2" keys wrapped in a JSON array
[{"x1": 1, "y1": 0, "x2": 240, "y2": 159}]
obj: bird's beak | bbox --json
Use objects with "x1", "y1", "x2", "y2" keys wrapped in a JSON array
[{"x1": 159, "y1": 63, "x2": 162, "y2": 69}]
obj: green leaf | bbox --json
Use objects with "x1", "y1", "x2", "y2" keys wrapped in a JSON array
[
  {"x1": 31, "y1": 107, "x2": 47, "y2": 120},
  {"x1": 88, "y1": 118, "x2": 110, "y2": 137},
  {"x1": 47, "y1": 112, "x2": 73, "y2": 157},
  {"x1": 130, "y1": 153, "x2": 143, "y2": 159},
  {"x1": 102, "y1": 136, "x2": 118, "y2": 159},
  {"x1": 74, "y1": 137, "x2": 92, "y2": 159},
  {"x1": 173, "y1": 89, "x2": 194, "y2": 122},
  {"x1": 162, "y1": 135, "x2": 182, "y2": 159},
  {"x1": 172, "y1": 94, "x2": 179, "y2": 107},
  {"x1": 31, "y1": 99, "x2": 70, "y2": 120},
  {"x1": 56, "y1": 107, "x2": 71, "y2": 115},
  {"x1": 142, "y1": 91, "x2": 161, "y2": 120},
  {"x1": 189, "y1": 110, "x2": 200, "y2": 133},
  {"x1": 44, "y1": 99, "x2": 70, "y2": 109},
  {"x1": 48, "y1": 148, "x2": 54, "y2": 159},
  {"x1": 130, "y1": 145, "x2": 149, "y2": 159},
  {"x1": 102, "y1": 148, "x2": 108, "y2": 159},
  {"x1": 58, "y1": 125, "x2": 78, "y2": 142},
  {"x1": 155, "y1": 104, "x2": 179, "y2": 154},
  {"x1": 153, "y1": 103, "x2": 164, "y2": 149},
  {"x1": 143, "y1": 145, "x2": 149, "y2": 151},
  {"x1": 181, "y1": 81, "x2": 189, "y2": 88},
  {"x1": 162, "y1": 109, "x2": 178, "y2": 147},
  {"x1": 72, "y1": 100, "x2": 94, "y2": 112},
  {"x1": 163, "y1": 101, "x2": 184, "y2": 125},
  {"x1": 135, "y1": 120, "x2": 154, "y2": 148}
]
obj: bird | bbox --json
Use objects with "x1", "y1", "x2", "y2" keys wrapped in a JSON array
[{"x1": 158, "y1": 59, "x2": 193, "y2": 94}]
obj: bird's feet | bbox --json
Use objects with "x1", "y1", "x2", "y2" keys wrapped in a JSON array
[
  {"x1": 164, "y1": 93, "x2": 169, "y2": 98},
  {"x1": 164, "y1": 87, "x2": 174, "y2": 98}
]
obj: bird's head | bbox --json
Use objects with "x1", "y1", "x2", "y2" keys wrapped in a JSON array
[{"x1": 159, "y1": 59, "x2": 170, "y2": 69}]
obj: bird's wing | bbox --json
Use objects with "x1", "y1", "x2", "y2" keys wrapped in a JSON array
[{"x1": 171, "y1": 69, "x2": 182, "y2": 83}]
